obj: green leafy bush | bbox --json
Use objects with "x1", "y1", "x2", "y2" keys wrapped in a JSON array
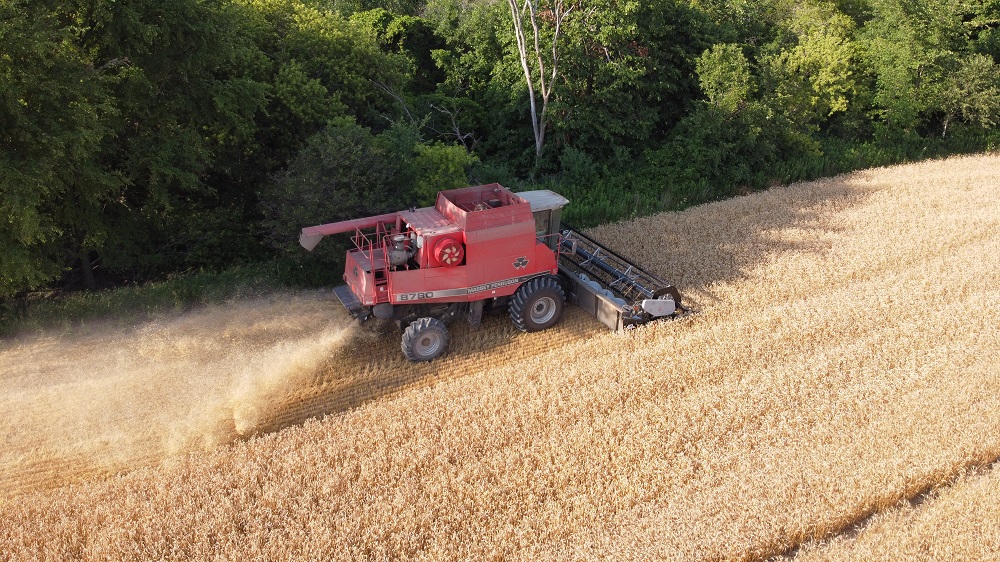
[{"x1": 411, "y1": 142, "x2": 479, "y2": 205}]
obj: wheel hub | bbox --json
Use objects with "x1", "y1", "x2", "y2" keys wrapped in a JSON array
[
  {"x1": 530, "y1": 296, "x2": 557, "y2": 324},
  {"x1": 415, "y1": 333, "x2": 442, "y2": 357}
]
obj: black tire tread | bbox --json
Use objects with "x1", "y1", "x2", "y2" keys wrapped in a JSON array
[
  {"x1": 401, "y1": 317, "x2": 448, "y2": 361},
  {"x1": 509, "y1": 276, "x2": 565, "y2": 332}
]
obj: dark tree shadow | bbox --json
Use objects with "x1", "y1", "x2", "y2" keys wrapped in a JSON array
[{"x1": 587, "y1": 174, "x2": 880, "y2": 303}]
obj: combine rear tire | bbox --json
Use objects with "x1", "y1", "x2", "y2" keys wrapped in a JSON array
[
  {"x1": 510, "y1": 277, "x2": 565, "y2": 332},
  {"x1": 402, "y1": 317, "x2": 449, "y2": 362}
]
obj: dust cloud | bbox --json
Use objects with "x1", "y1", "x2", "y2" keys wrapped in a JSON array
[{"x1": 0, "y1": 292, "x2": 351, "y2": 496}]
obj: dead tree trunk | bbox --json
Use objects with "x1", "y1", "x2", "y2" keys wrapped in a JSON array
[{"x1": 507, "y1": 0, "x2": 573, "y2": 173}]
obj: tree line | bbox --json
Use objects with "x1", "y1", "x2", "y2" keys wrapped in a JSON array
[{"x1": 2, "y1": 0, "x2": 999, "y2": 299}]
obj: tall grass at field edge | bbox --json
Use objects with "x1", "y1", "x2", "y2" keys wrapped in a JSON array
[
  {"x1": 0, "y1": 264, "x2": 287, "y2": 337},
  {"x1": 542, "y1": 132, "x2": 1000, "y2": 228}
]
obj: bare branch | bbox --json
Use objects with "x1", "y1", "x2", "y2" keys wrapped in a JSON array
[
  {"x1": 430, "y1": 103, "x2": 477, "y2": 152},
  {"x1": 369, "y1": 79, "x2": 418, "y2": 128}
]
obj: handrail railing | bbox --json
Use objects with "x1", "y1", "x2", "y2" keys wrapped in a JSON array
[{"x1": 350, "y1": 222, "x2": 393, "y2": 303}]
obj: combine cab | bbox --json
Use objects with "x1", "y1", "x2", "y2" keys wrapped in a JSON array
[{"x1": 300, "y1": 184, "x2": 684, "y2": 361}]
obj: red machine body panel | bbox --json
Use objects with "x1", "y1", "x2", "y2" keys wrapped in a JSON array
[
  {"x1": 386, "y1": 240, "x2": 557, "y2": 304},
  {"x1": 343, "y1": 248, "x2": 384, "y2": 306},
  {"x1": 333, "y1": 184, "x2": 559, "y2": 307}
]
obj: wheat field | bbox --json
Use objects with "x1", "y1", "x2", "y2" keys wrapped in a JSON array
[
  {"x1": 1, "y1": 154, "x2": 998, "y2": 560},
  {"x1": 791, "y1": 460, "x2": 1000, "y2": 560}
]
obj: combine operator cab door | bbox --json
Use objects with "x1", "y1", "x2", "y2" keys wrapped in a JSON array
[{"x1": 518, "y1": 190, "x2": 569, "y2": 251}]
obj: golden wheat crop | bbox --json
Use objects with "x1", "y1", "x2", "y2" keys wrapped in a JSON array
[
  {"x1": 790, "y1": 461, "x2": 1000, "y2": 560},
  {"x1": 1, "y1": 154, "x2": 998, "y2": 561}
]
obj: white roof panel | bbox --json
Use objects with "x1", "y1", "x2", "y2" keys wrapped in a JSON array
[{"x1": 517, "y1": 190, "x2": 569, "y2": 213}]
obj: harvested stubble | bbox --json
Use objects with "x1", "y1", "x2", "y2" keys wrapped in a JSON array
[
  {"x1": 0, "y1": 291, "x2": 599, "y2": 497},
  {"x1": 1, "y1": 154, "x2": 999, "y2": 561}
]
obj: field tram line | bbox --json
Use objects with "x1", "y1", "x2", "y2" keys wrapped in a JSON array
[{"x1": 764, "y1": 453, "x2": 1000, "y2": 561}]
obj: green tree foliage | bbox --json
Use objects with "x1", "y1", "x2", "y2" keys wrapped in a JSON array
[
  {"x1": 762, "y1": 2, "x2": 858, "y2": 127},
  {"x1": 938, "y1": 53, "x2": 1000, "y2": 136},
  {"x1": 260, "y1": 123, "x2": 405, "y2": 260},
  {"x1": 968, "y1": 0, "x2": 1000, "y2": 58},
  {"x1": 861, "y1": 0, "x2": 1000, "y2": 136},
  {"x1": 648, "y1": 102, "x2": 782, "y2": 209},
  {"x1": 424, "y1": 0, "x2": 529, "y2": 165},
  {"x1": 2, "y1": 0, "x2": 416, "y2": 296},
  {"x1": 243, "y1": 0, "x2": 407, "y2": 155},
  {"x1": 352, "y1": 8, "x2": 446, "y2": 94},
  {"x1": 80, "y1": 0, "x2": 270, "y2": 275},
  {"x1": 411, "y1": 142, "x2": 480, "y2": 204},
  {"x1": 4, "y1": 0, "x2": 1000, "y2": 303},
  {"x1": 697, "y1": 43, "x2": 754, "y2": 113},
  {"x1": 861, "y1": 0, "x2": 956, "y2": 131},
  {"x1": 555, "y1": 0, "x2": 716, "y2": 154},
  {"x1": 325, "y1": 0, "x2": 425, "y2": 17},
  {"x1": 258, "y1": 121, "x2": 476, "y2": 278},
  {"x1": 0, "y1": 1, "x2": 117, "y2": 297}
]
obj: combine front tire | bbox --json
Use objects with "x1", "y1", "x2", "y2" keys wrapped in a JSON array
[
  {"x1": 402, "y1": 317, "x2": 449, "y2": 362},
  {"x1": 510, "y1": 277, "x2": 565, "y2": 332}
]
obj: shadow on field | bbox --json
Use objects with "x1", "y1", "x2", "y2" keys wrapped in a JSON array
[{"x1": 588, "y1": 174, "x2": 881, "y2": 297}]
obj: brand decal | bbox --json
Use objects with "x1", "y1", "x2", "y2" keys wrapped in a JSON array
[
  {"x1": 468, "y1": 276, "x2": 524, "y2": 294},
  {"x1": 513, "y1": 256, "x2": 529, "y2": 270}
]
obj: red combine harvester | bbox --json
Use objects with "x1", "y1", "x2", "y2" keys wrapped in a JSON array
[{"x1": 300, "y1": 184, "x2": 684, "y2": 361}]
